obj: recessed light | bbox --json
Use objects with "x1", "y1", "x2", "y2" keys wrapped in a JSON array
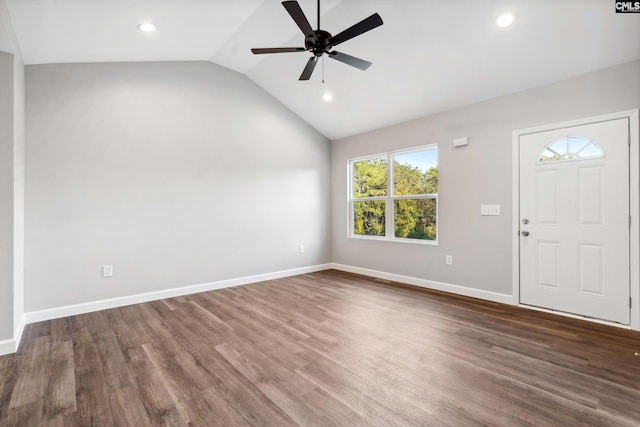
[
  {"x1": 137, "y1": 22, "x2": 156, "y2": 32},
  {"x1": 323, "y1": 93, "x2": 333, "y2": 102},
  {"x1": 496, "y1": 12, "x2": 515, "y2": 28}
]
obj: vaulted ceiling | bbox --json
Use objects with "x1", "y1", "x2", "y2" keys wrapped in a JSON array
[{"x1": 4, "y1": 0, "x2": 640, "y2": 140}]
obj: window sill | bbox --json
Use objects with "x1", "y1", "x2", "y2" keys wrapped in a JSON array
[{"x1": 348, "y1": 234, "x2": 438, "y2": 246}]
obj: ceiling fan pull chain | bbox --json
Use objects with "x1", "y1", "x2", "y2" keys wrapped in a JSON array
[{"x1": 322, "y1": 55, "x2": 325, "y2": 84}]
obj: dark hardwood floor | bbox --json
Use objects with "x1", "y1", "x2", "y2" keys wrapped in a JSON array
[{"x1": 1, "y1": 269, "x2": 640, "y2": 426}]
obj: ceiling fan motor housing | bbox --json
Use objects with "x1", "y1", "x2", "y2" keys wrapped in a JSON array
[{"x1": 306, "y1": 30, "x2": 332, "y2": 56}]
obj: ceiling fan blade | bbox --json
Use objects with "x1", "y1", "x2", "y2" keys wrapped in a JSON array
[
  {"x1": 282, "y1": 1, "x2": 315, "y2": 37},
  {"x1": 299, "y1": 57, "x2": 318, "y2": 80},
  {"x1": 327, "y1": 13, "x2": 383, "y2": 47},
  {"x1": 328, "y1": 51, "x2": 372, "y2": 71},
  {"x1": 251, "y1": 47, "x2": 306, "y2": 54}
]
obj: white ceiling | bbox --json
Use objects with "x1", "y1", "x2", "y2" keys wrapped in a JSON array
[{"x1": 4, "y1": 0, "x2": 640, "y2": 140}]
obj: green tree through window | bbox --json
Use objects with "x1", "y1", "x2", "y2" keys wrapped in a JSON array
[
  {"x1": 352, "y1": 158, "x2": 387, "y2": 236},
  {"x1": 351, "y1": 147, "x2": 438, "y2": 242}
]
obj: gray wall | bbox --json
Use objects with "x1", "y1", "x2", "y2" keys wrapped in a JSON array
[
  {"x1": 12, "y1": 38, "x2": 24, "y2": 336},
  {"x1": 0, "y1": 51, "x2": 14, "y2": 340},
  {"x1": 0, "y1": 0, "x2": 25, "y2": 348},
  {"x1": 25, "y1": 61, "x2": 330, "y2": 312},
  {"x1": 332, "y1": 59, "x2": 640, "y2": 296}
]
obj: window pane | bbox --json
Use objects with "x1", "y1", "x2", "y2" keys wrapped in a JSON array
[
  {"x1": 548, "y1": 138, "x2": 567, "y2": 155},
  {"x1": 353, "y1": 200, "x2": 386, "y2": 236},
  {"x1": 353, "y1": 158, "x2": 387, "y2": 198},
  {"x1": 539, "y1": 149, "x2": 559, "y2": 162},
  {"x1": 394, "y1": 198, "x2": 436, "y2": 240},
  {"x1": 393, "y1": 149, "x2": 438, "y2": 196},
  {"x1": 569, "y1": 136, "x2": 589, "y2": 153},
  {"x1": 579, "y1": 143, "x2": 603, "y2": 158}
]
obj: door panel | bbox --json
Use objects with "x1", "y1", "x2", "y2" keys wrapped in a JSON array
[
  {"x1": 577, "y1": 244, "x2": 604, "y2": 295},
  {"x1": 536, "y1": 170, "x2": 559, "y2": 225},
  {"x1": 519, "y1": 118, "x2": 630, "y2": 324},
  {"x1": 537, "y1": 241, "x2": 559, "y2": 288},
  {"x1": 578, "y1": 166, "x2": 604, "y2": 225}
]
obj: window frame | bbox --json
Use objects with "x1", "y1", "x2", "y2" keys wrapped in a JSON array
[{"x1": 348, "y1": 144, "x2": 439, "y2": 245}]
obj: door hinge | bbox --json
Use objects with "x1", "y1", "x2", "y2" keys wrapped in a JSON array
[
  {"x1": 630, "y1": 215, "x2": 632, "y2": 229},
  {"x1": 630, "y1": 297, "x2": 633, "y2": 309}
]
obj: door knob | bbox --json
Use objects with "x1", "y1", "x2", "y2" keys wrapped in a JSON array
[{"x1": 521, "y1": 231, "x2": 530, "y2": 236}]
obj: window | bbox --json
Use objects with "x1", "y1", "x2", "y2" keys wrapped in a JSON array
[
  {"x1": 538, "y1": 136, "x2": 604, "y2": 163},
  {"x1": 350, "y1": 146, "x2": 438, "y2": 243}
]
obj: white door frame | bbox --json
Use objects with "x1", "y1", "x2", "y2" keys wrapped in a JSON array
[{"x1": 512, "y1": 109, "x2": 640, "y2": 330}]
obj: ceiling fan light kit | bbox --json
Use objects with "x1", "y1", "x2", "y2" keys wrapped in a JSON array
[{"x1": 251, "y1": 0, "x2": 383, "y2": 81}]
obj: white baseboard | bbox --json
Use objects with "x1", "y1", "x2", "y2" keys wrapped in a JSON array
[
  {"x1": 14, "y1": 314, "x2": 25, "y2": 349},
  {"x1": 330, "y1": 263, "x2": 514, "y2": 305},
  {"x1": 24, "y1": 263, "x2": 332, "y2": 325},
  {"x1": 0, "y1": 315, "x2": 25, "y2": 356},
  {"x1": 0, "y1": 337, "x2": 18, "y2": 356}
]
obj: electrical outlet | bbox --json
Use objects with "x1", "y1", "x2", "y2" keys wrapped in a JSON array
[
  {"x1": 446, "y1": 255, "x2": 453, "y2": 265},
  {"x1": 102, "y1": 265, "x2": 113, "y2": 278},
  {"x1": 299, "y1": 245, "x2": 305, "y2": 254}
]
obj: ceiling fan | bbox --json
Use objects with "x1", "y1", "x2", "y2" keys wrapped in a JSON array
[{"x1": 251, "y1": 0, "x2": 383, "y2": 81}]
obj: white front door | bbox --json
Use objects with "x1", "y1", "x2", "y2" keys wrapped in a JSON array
[{"x1": 519, "y1": 118, "x2": 630, "y2": 324}]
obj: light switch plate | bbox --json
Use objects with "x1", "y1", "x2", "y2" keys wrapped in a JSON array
[{"x1": 481, "y1": 205, "x2": 501, "y2": 216}]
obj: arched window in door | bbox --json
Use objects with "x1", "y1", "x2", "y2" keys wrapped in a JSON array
[{"x1": 538, "y1": 136, "x2": 604, "y2": 163}]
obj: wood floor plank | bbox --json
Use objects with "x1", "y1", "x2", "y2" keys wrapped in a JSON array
[
  {"x1": 0, "y1": 353, "x2": 18, "y2": 418},
  {"x1": 42, "y1": 339, "x2": 76, "y2": 421},
  {"x1": 4, "y1": 399, "x2": 44, "y2": 426},
  {"x1": 142, "y1": 342, "x2": 215, "y2": 406},
  {"x1": 163, "y1": 327, "x2": 299, "y2": 426},
  {"x1": 71, "y1": 314, "x2": 117, "y2": 426},
  {"x1": 9, "y1": 335, "x2": 50, "y2": 408},
  {"x1": 42, "y1": 412, "x2": 78, "y2": 427},
  {"x1": 180, "y1": 387, "x2": 252, "y2": 427},
  {"x1": 1, "y1": 269, "x2": 639, "y2": 426},
  {"x1": 126, "y1": 346, "x2": 188, "y2": 426},
  {"x1": 295, "y1": 350, "x2": 439, "y2": 426},
  {"x1": 213, "y1": 340, "x2": 348, "y2": 427},
  {"x1": 108, "y1": 385, "x2": 153, "y2": 427}
]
